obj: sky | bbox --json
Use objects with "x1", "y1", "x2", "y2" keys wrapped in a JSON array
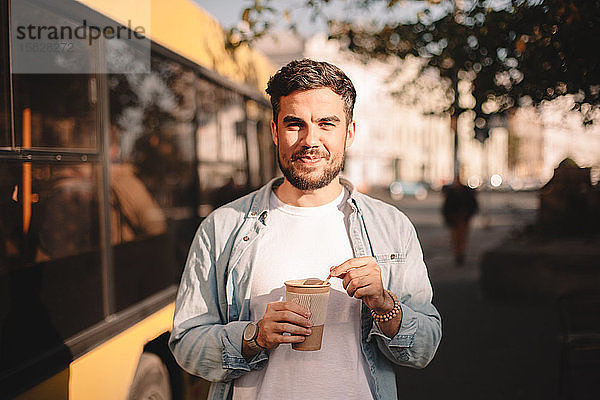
[
  {"x1": 193, "y1": 0, "x2": 432, "y2": 38},
  {"x1": 193, "y1": 0, "x2": 328, "y2": 36},
  {"x1": 193, "y1": 0, "x2": 252, "y2": 29}
]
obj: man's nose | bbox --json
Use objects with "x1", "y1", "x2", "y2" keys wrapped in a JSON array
[{"x1": 301, "y1": 123, "x2": 321, "y2": 147}]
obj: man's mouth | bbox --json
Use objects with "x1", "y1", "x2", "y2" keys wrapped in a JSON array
[
  {"x1": 292, "y1": 151, "x2": 327, "y2": 164},
  {"x1": 297, "y1": 154, "x2": 322, "y2": 164}
]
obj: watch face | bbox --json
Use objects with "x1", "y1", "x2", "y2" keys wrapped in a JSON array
[{"x1": 244, "y1": 322, "x2": 257, "y2": 341}]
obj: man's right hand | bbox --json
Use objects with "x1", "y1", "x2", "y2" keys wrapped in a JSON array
[
  {"x1": 243, "y1": 301, "x2": 312, "y2": 359},
  {"x1": 257, "y1": 301, "x2": 313, "y2": 348}
]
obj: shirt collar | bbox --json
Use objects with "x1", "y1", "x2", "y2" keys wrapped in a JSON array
[{"x1": 247, "y1": 176, "x2": 361, "y2": 224}]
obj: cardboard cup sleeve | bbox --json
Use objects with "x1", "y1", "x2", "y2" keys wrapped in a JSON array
[{"x1": 285, "y1": 280, "x2": 330, "y2": 351}]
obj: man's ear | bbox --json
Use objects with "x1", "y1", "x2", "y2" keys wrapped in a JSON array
[
  {"x1": 345, "y1": 120, "x2": 356, "y2": 148},
  {"x1": 271, "y1": 120, "x2": 278, "y2": 146}
]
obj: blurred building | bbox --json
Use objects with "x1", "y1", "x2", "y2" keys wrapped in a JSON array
[
  {"x1": 506, "y1": 107, "x2": 546, "y2": 189},
  {"x1": 506, "y1": 98, "x2": 600, "y2": 189},
  {"x1": 540, "y1": 97, "x2": 600, "y2": 185}
]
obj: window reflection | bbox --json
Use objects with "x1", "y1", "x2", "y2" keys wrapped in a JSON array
[
  {"x1": 11, "y1": 0, "x2": 98, "y2": 74},
  {"x1": 0, "y1": 160, "x2": 103, "y2": 371},
  {"x1": 110, "y1": 124, "x2": 166, "y2": 244},
  {"x1": 196, "y1": 82, "x2": 250, "y2": 212},
  {"x1": 11, "y1": 1, "x2": 98, "y2": 149},
  {"x1": 109, "y1": 55, "x2": 196, "y2": 213},
  {"x1": 36, "y1": 163, "x2": 99, "y2": 259},
  {"x1": 13, "y1": 74, "x2": 97, "y2": 149},
  {"x1": 0, "y1": 162, "x2": 100, "y2": 263},
  {"x1": 0, "y1": 162, "x2": 26, "y2": 265}
]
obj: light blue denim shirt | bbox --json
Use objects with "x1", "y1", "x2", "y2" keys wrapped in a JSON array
[{"x1": 169, "y1": 177, "x2": 442, "y2": 400}]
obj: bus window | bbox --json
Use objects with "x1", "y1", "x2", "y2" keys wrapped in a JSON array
[
  {"x1": 197, "y1": 83, "x2": 250, "y2": 212},
  {"x1": 35, "y1": 163, "x2": 101, "y2": 259},
  {"x1": 10, "y1": 0, "x2": 99, "y2": 150},
  {"x1": 0, "y1": 161, "x2": 101, "y2": 264},
  {"x1": 110, "y1": 55, "x2": 196, "y2": 210},
  {"x1": 12, "y1": 74, "x2": 98, "y2": 150},
  {"x1": 0, "y1": 160, "x2": 103, "y2": 380},
  {"x1": 109, "y1": 52, "x2": 197, "y2": 312}
]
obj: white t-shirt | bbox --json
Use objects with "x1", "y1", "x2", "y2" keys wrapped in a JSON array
[{"x1": 233, "y1": 188, "x2": 375, "y2": 400}]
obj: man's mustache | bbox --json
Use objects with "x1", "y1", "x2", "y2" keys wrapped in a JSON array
[{"x1": 291, "y1": 148, "x2": 329, "y2": 161}]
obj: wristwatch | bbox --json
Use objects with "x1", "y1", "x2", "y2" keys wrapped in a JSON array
[{"x1": 243, "y1": 321, "x2": 263, "y2": 352}]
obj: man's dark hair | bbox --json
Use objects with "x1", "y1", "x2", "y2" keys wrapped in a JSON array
[{"x1": 266, "y1": 59, "x2": 356, "y2": 126}]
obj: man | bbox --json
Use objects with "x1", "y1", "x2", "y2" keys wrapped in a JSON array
[{"x1": 169, "y1": 59, "x2": 441, "y2": 400}]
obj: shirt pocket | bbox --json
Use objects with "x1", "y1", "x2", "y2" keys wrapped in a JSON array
[{"x1": 375, "y1": 252, "x2": 407, "y2": 289}]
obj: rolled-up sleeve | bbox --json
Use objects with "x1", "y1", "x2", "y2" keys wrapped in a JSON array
[{"x1": 368, "y1": 301, "x2": 441, "y2": 368}]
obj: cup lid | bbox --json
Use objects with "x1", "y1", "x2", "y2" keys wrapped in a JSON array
[{"x1": 284, "y1": 278, "x2": 330, "y2": 288}]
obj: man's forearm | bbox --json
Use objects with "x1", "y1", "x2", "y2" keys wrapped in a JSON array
[{"x1": 371, "y1": 290, "x2": 402, "y2": 338}]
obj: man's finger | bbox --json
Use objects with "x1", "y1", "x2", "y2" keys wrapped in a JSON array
[
  {"x1": 352, "y1": 286, "x2": 376, "y2": 300},
  {"x1": 342, "y1": 266, "x2": 373, "y2": 283},
  {"x1": 268, "y1": 301, "x2": 311, "y2": 319},
  {"x1": 330, "y1": 256, "x2": 374, "y2": 277},
  {"x1": 273, "y1": 322, "x2": 312, "y2": 336},
  {"x1": 271, "y1": 310, "x2": 312, "y2": 328},
  {"x1": 344, "y1": 276, "x2": 371, "y2": 297},
  {"x1": 274, "y1": 333, "x2": 307, "y2": 344}
]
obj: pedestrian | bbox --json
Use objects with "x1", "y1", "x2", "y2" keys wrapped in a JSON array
[
  {"x1": 441, "y1": 176, "x2": 479, "y2": 265},
  {"x1": 169, "y1": 59, "x2": 442, "y2": 400}
]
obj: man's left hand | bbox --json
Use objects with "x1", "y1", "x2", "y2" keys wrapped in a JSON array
[{"x1": 329, "y1": 256, "x2": 393, "y2": 314}]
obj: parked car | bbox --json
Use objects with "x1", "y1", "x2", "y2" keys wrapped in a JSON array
[{"x1": 389, "y1": 181, "x2": 429, "y2": 200}]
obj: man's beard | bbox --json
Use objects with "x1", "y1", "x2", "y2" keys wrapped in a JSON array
[{"x1": 277, "y1": 146, "x2": 345, "y2": 191}]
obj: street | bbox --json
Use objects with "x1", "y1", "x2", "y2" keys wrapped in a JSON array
[{"x1": 370, "y1": 189, "x2": 562, "y2": 400}]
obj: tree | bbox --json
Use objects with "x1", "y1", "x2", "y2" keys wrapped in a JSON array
[{"x1": 229, "y1": 0, "x2": 600, "y2": 174}]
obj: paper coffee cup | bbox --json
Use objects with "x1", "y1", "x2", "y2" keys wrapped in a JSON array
[{"x1": 284, "y1": 279, "x2": 330, "y2": 351}]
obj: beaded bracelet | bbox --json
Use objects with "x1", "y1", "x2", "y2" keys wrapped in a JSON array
[{"x1": 371, "y1": 290, "x2": 401, "y2": 323}]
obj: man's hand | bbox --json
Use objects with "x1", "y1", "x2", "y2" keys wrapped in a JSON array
[
  {"x1": 329, "y1": 256, "x2": 392, "y2": 313},
  {"x1": 330, "y1": 256, "x2": 401, "y2": 337},
  {"x1": 243, "y1": 301, "x2": 312, "y2": 359}
]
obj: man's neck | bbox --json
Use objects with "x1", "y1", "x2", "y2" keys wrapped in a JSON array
[{"x1": 274, "y1": 178, "x2": 343, "y2": 207}]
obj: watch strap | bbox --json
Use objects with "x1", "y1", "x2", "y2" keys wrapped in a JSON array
[{"x1": 246, "y1": 337, "x2": 262, "y2": 351}]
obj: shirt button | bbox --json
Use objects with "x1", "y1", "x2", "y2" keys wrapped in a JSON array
[
  {"x1": 243, "y1": 236, "x2": 250, "y2": 241},
  {"x1": 390, "y1": 254, "x2": 396, "y2": 260},
  {"x1": 250, "y1": 212, "x2": 256, "y2": 216}
]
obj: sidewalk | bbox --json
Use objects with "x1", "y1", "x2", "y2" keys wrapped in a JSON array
[
  {"x1": 481, "y1": 234, "x2": 600, "y2": 302},
  {"x1": 380, "y1": 193, "x2": 563, "y2": 399},
  {"x1": 396, "y1": 268, "x2": 561, "y2": 399}
]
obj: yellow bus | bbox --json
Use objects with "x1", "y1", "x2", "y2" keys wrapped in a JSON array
[{"x1": 0, "y1": 0, "x2": 276, "y2": 398}]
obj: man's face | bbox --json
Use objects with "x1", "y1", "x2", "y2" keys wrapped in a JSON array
[{"x1": 271, "y1": 87, "x2": 355, "y2": 191}]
